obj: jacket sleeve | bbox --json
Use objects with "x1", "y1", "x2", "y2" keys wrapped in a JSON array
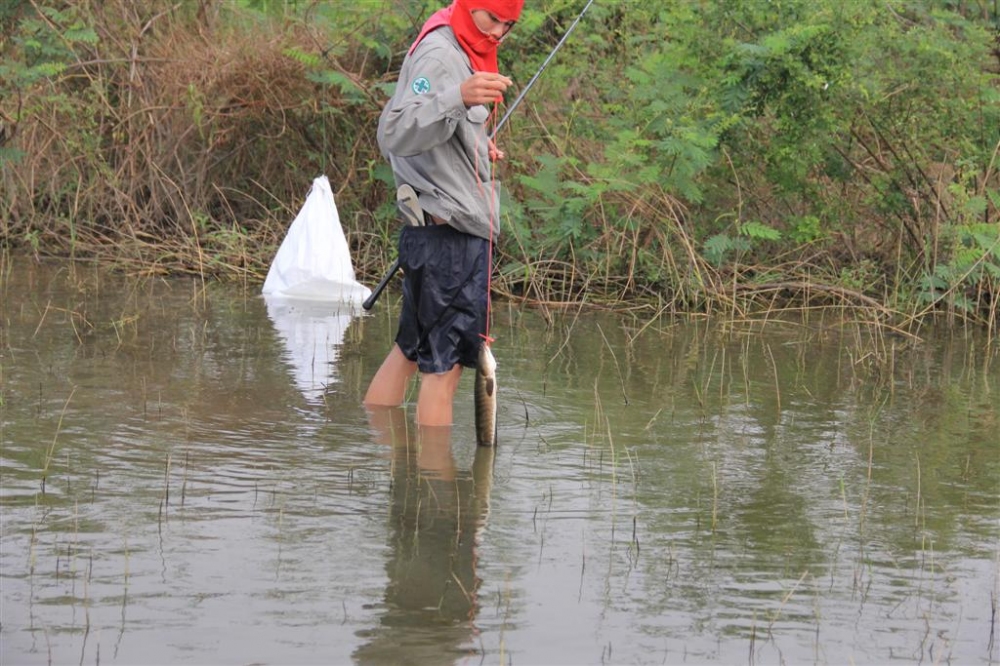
[{"x1": 377, "y1": 48, "x2": 469, "y2": 158}]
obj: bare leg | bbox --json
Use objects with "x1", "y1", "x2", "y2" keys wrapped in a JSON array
[
  {"x1": 415, "y1": 365, "x2": 463, "y2": 426},
  {"x1": 365, "y1": 390, "x2": 454, "y2": 478},
  {"x1": 364, "y1": 344, "x2": 417, "y2": 407}
]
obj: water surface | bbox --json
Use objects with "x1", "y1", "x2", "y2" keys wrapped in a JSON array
[{"x1": 1, "y1": 259, "x2": 997, "y2": 664}]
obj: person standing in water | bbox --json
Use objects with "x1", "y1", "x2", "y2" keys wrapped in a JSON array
[{"x1": 364, "y1": 0, "x2": 523, "y2": 426}]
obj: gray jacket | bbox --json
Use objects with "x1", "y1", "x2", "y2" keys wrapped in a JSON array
[{"x1": 377, "y1": 28, "x2": 501, "y2": 240}]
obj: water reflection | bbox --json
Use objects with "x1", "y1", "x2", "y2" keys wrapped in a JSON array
[
  {"x1": 263, "y1": 295, "x2": 362, "y2": 405},
  {"x1": 2, "y1": 259, "x2": 997, "y2": 665},
  {"x1": 355, "y1": 409, "x2": 494, "y2": 664}
]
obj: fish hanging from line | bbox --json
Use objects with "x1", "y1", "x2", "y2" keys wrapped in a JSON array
[{"x1": 475, "y1": 342, "x2": 498, "y2": 447}]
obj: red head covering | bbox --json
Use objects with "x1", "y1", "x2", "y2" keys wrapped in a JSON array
[{"x1": 409, "y1": 0, "x2": 524, "y2": 73}]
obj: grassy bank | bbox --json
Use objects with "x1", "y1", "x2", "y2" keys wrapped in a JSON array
[{"x1": 1, "y1": 0, "x2": 998, "y2": 334}]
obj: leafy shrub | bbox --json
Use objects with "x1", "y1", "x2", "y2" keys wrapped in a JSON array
[{"x1": 1, "y1": 0, "x2": 997, "y2": 324}]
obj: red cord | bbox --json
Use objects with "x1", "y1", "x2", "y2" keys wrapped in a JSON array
[
  {"x1": 486, "y1": 103, "x2": 500, "y2": 343},
  {"x1": 474, "y1": 101, "x2": 501, "y2": 347}
]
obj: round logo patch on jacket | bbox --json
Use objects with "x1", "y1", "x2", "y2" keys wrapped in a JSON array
[{"x1": 411, "y1": 77, "x2": 431, "y2": 94}]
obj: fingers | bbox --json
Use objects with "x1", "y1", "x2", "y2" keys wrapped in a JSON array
[
  {"x1": 488, "y1": 139, "x2": 505, "y2": 161},
  {"x1": 461, "y1": 72, "x2": 513, "y2": 107},
  {"x1": 460, "y1": 74, "x2": 511, "y2": 160}
]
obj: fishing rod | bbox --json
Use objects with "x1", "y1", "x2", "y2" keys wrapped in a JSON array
[
  {"x1": 362, "y1": 0, "x2": 597, "y2": 311},
  {"x1": 491, "y1": 0, "x2": 595, "y2": 140}
]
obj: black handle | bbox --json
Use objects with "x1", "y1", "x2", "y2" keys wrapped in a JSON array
[{"x1": 362, "y1": 258, "x2": 401, "y2": 310}]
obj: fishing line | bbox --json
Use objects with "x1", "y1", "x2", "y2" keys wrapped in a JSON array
[{"x1": 483, "y1": 101, "x2": 500, "y2": 344}]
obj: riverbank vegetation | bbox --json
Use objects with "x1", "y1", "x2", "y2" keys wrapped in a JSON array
[{"x1": 2, "y1": 0, "x2": 998, "y2": 333}]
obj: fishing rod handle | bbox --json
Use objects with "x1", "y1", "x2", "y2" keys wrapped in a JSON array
[{"x1": 362, "y1": 258, "x2": 400, "y2": 310}]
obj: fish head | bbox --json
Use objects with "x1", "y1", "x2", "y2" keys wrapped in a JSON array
[{"x1": 477, "y1": 343, "x2": 497, "y2": 375}]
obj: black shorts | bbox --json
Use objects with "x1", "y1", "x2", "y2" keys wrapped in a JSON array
[{"x1": 395, "y1": 224, "x2": 490, "y2": 374}]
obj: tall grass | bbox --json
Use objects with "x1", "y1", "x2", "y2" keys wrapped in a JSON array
[{"x1": 1, "y1": 1, "x2": 390, "y2": 280}]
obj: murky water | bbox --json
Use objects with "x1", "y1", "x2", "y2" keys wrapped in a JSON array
[{"x1": 1, "y1": 259, "x2": 998, "y2": 665}]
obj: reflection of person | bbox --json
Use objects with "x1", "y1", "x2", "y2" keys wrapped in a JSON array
[
  {"x1": 363, "y1": 0, "x2": 524, "y2": 427},
  {"x1": 355, "y1": 408, "x2": 496, "y2": 664}
]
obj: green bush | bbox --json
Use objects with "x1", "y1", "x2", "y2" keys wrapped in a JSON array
[{"x1": 1, "y1": 0, "x2": 997, "y2": 325}]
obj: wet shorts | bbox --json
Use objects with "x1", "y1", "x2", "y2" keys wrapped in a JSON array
[{"x1": 395, "y1": 223, "x2": 490, "y2": 374}]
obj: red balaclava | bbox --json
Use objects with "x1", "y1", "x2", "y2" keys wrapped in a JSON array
[{"x1": 410, "y1": 0, "x2": 524, "y2": 73}]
